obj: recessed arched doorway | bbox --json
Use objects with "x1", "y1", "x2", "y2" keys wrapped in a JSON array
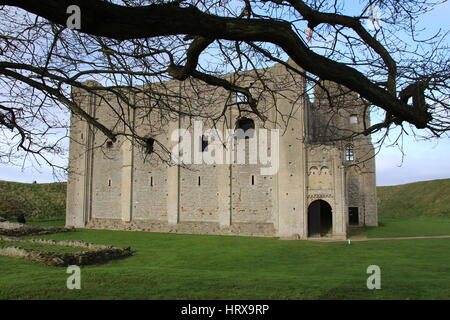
[{"x1": 308, "y1": 200, "x2": 333, "y2": 237}]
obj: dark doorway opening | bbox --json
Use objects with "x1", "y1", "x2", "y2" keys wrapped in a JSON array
[
  {"x1": 349, "y1": 207, "x2": 359, "y2": 225},
  {"x1": 308, "y1": 200, "x2": 333, "y2": 237}
]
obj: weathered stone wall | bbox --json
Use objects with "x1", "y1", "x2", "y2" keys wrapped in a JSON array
[
  {"x1": 309, "y1": 80, "x2": 378, "y2": 228},
  {"x1": 66, "y1": 62, "x2": 377, "y2": 238},
  {"x1": 66, "y1": 85, "x2": 93, "y2": 228},
  {"x1": 87, "y1": 218, "x2": 275, "y2": 237},
  {"x1": 306, "y1": 145, "x2": 347, "y2": 238},
  {"x1": 132, "y1": 155, "x2": 168, "y2": 221}
]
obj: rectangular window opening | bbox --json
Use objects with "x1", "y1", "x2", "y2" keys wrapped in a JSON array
[
  {"x1": 201, "y1": 135, "x2": 208, "y2": 152},
  {"x1": 349, "y1": 207, "x2": 359, "y2": 225},
  {"x1": 236, "y1": 92, "x2": 246, "y2": 104}
]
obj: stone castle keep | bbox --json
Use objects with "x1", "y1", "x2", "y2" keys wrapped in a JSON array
[{"x1": 66, "y1": 61, "x2": 377, "y2": 239}]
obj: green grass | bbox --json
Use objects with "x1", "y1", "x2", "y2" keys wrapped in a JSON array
[
  {"x1": 0, "y1": 227, "x2": 449, "y2": 299},
  {"x1": 27, "y1": 219, "x2": 66, "y2": 227},
  {"x1": 347, "y1": 179, "x2": 450, "y2": 239},
  {"x1": 348, "y1": 216, "x2": 450, "y2": 239},
  {"x1": 366, "y1": 216, "x2": 450, "y2": 238},
  {"x1": 0, "y1": 180, "x2": 65, "y2": 221},
  {"x1": 377, "y1": 178, "x2": 450, "y2": 218},
  {"x1": 0, "y1": 178, "x2": 449, "y2": 299}
]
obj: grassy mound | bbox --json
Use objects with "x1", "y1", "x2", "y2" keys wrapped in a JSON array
[
  {"x1": 377, "y1": 178, "x2": 450, "y2": 217},
  {"x1": 0, "y1": 180, "x2": 66, "y2": 221}
]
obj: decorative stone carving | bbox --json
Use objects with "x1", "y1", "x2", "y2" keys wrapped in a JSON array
[{"x1": 307, "y1": 193, "x2": 333, "y2": 199}]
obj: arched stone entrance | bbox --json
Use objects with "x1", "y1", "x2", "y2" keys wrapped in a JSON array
[{"x1": 308, "y1": 200, "x2": 333, "y2": 237}]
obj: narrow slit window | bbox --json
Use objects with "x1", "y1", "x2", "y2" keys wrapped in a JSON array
[
  {"x1": 200, "y1": 135, "x2": 208, "y2": 152},
  {"x1": 251, "y1": 175, "x2": 255, "y2": 185},
  {"x1": 198, "y1": 176, "x2": 201, "y2": 186},
  {"x1": 108, "y1": 179, "x2": 111, "y2": 187},
  {"x1": 150, "y1": 176, "x2": 153, "y2": 187}
]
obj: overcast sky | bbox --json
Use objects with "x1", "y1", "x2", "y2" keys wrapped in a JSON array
[{"x1": 0, "y1": 2, "x2": 448, "y2": 186}]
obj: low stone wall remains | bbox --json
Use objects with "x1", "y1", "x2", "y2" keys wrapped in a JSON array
[{"x1": 0, "y1": 236, "x2": 132, "y2": 267}]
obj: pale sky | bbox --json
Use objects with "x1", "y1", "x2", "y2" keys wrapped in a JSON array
[
  {"x1": 373, "y1": 133, "x2": 450, "y2": 186},
  {"x1": 0, "y1": 1, "x2": 448, "y2": 186},
  {"x1": 1, "y1": 129, "x2": 448, "y2": 186}
]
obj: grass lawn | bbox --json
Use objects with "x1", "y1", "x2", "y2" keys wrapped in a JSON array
[
  {"x1": 27, "y1": 219, "x2": 66, "y2": 227},
  {"x1": 1, "y1": 179, "x2": 449, "y2": 300},
  {"x1": 366, "y1": 216, "x2": 450, "y2": 238},
  {"x1": 349, "y1": 216, "x2": 450, "y2": 239},
  {"x1": 1, "y1": 219, "x2": 450, "y2": 300}
]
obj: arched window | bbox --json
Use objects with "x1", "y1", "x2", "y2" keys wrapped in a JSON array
[
  {"x1": 309, "y1": 166, "x2": 319, "y2": 175},
  {"x1": 345, "y1": 145, "x2": 354, "y2": 162},
  {"x1": 235, "y1": 117, "x2": 255, "y2": 139}
]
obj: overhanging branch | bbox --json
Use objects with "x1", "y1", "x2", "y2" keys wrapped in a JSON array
[{"x1": 0, "y1": 0, "x2": 433, "y2": 129}]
